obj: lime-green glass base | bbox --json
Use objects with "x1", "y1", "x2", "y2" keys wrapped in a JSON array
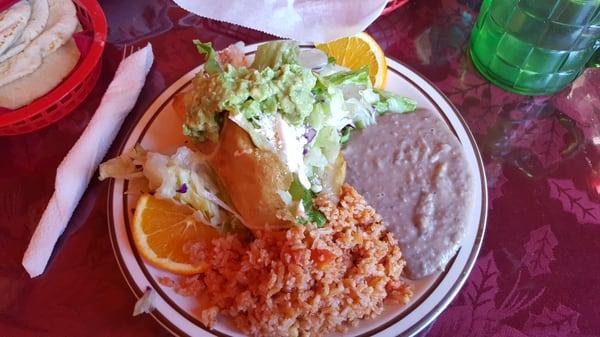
[
  {"x1": 469, "y1": 47, "x2": 573, "y2": 96},
  {"x1": 468, "y1": 0, "x2": 600, "y2": 96}
]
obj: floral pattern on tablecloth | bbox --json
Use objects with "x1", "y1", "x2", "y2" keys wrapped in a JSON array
[{"x1": 392, "y1": 1, "x2": 600, "y2": 336}]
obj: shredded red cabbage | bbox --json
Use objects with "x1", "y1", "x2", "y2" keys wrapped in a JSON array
[
  {"x1": 176, "y1": 183, "x2": 188, "y2": 193},
  {"x1": 303, "y1": 127, "x2": 317, "y2": 143}
]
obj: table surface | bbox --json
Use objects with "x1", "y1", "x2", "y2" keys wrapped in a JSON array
[{"x1": 2, "y1": 0, "x2": 600, "y2": 336}]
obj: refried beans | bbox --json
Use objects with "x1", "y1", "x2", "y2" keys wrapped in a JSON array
[{"x1": 344, "y1": 110, "x2": 475, "y2": 279}]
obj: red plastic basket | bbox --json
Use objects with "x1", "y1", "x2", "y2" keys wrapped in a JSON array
[
  {"x1": 381, "y1": 0, "x2": 410, "y2": 16},
  {"x1": 0, "y1": 0, "x2": 108, "y2": 136}
]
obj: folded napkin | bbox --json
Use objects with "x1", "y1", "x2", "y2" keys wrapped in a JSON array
[
  {"x1": 22, "y1": 44, "x2": 154, "y2": 278},
  {"x1": 172, "y1": 0, "x2": 387, "y2": 43}
]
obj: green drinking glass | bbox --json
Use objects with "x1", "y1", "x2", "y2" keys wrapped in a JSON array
[{"x1": 470, "y1": 0, "x2": 600, "y2": 95}]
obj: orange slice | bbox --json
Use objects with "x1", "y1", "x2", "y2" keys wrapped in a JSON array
[
  {"x1": 316, "y1": 32, "x2": 388, "y2": 89},
  {"x1": 132, "y1": 194, "x2": 220, "y2": 275}
]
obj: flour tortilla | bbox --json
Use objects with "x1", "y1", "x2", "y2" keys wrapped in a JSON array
[
  {"x1": 0, "y1": 0, "x2": 77, "y2": 87},
  {"x1": 0, "y1": 0, "x2": 31, "y2": 56},
  {"x1": 0, "y1": 0, "x2": 50, "y2": 63},
  {"x1": 0, "y1": 38, "x2": 79, "y2": 109}
]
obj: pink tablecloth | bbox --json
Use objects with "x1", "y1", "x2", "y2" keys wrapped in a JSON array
[{"x1": 1, "y1": 0, "x2": 599, "y2": 336}]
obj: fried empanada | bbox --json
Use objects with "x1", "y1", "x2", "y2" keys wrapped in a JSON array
[{"x1": 209, "y1": 118, "x2": 293, "y2": 230}]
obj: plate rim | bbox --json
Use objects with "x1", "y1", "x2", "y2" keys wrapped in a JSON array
[{"x1": 107, "y1": 42, "x2": 488, "y2": 337}]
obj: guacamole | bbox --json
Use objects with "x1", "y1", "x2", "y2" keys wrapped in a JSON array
[{"x1": 184, "y1": 57, "x2": 316, "y2": 143}]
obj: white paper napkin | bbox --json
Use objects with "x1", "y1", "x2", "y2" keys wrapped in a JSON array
[
  {"x1": 173, "y1": 0, "x2": 387, "y2": 43},
  {"x1": 22, "y1": 43, "x2": 154, "y2": 278}
]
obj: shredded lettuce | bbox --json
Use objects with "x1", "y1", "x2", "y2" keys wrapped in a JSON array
[
  {"x1": 345, "y1": 97, "x2": 376, "y2": 129},
  {"x1": 373, "y1": 89, "x2": 417, "y2": 114},
  {"x1": 193, "y1": 40, "x2": 222, "y2": 74},
  {"x1": 288, "y1": 177, "x2": 327, "y2": 227},
  {"x1": 133, "y1": 287, "x2": 157, "y2": 316},
  {"x1": 314, "y1": 126, "x2": 341, "y2": 163},
  {"x1": 251, "y1": 40, "x2": 300, "y2": 70},
  {"x1": 229, "y1": 113, "x2": 277, "y2": 151},
  {"x1": 339, "y1": 125, "x2": 354, "y2": 144},
  {"x1": 99, "y1": 145, "x2": 146, "y2": 181},
  {"x1": 145, "y1": 147, "x2": 225, "y2": 226},
  {"x1": 323, "y1": 65, "x2": 370, "y2": 87},
  {"x1": 100, "y1": 146, "x2": 229, "y2": 228}
]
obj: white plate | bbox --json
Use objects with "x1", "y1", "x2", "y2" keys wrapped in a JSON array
[{"x1": 107, "y1": 42, "x2": 487, "y2": 337}]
